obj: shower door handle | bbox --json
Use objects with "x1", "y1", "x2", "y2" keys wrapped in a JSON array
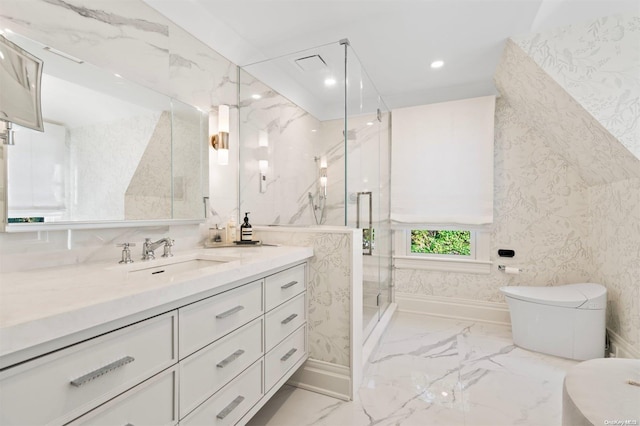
[{"x1": 356, "y1": 191, "x2": 373, "y2": 256}]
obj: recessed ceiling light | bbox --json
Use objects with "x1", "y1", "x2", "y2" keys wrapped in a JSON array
[
  {"x1": 251, "y1": 94, "x2": 261, "y2": 100},
  {"x1": 114, "y1": 73, "x2": 122, "y2": 78},
  {"x1": 430, "y1": 60, "x2": 444, "y2": 69},
  {"x1": 324, "y1": 77, "x2": 336, "y2": 87},
  {"x1": 366, "y1": 122, "x2": 374, "y2": 126},
  {"x1": 311, "y1": 129, "x2": 317, "y2": 133}
]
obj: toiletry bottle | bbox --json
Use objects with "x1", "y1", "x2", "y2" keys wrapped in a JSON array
[
  {"x1": 227, "y1": 217, "x2": 236, "y2": 242},
  {"x1": 241, "y1": 212, "x2": 253, "y2": 241}
]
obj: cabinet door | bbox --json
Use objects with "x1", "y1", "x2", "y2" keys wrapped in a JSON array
[
  {"x1": 180, "y1": 317, "x2": 264, "y2": 418},
  {"x1": 264, "y1": 264, "x2": 305, "y2": 311},
  {"x1": 69, "y1": 366, "x2": 178, "y2": 426},
  {"x1": 264, "y1": 325, "x2": 307, "y2": 392},
  {"x1": 179, "y1": 280, "x2": 264, "y2": 358},
  {"x1": 0, "y1": 311, "x2": 177, "y2": 426},
  {"x1": 264, "y1": 293, "x2": 306, "y2": 352},
  {"x1": 180, "y1": 360, "x2": 263, "y2": 426}
]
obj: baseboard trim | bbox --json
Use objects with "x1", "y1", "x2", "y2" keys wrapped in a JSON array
[
  {"x1": 396, "y1": 292, "x2": 511, "y2": 325},
  {"x1": 363, "y1": 303, "x2": 397, "y2": 365},
  {"x1": 286, "y1": 358, "x2": 351, "y2": 401},
  {"x1": 607, "y1": 328, "x2": 639, "y2": 359}
]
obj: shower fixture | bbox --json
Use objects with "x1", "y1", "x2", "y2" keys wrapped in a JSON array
[{"x1": 309, "y1": 156, "x2": 328, "y2": 225}]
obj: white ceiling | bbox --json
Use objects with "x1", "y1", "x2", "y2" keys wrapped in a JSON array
[{"x1": 144, "y1": 0, "x2": 638, "y2": 115}]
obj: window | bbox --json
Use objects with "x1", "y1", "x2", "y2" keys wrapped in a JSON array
[
  {"x1": 394, "y1": 228, "x2": 491, "y2": 273},
  {"x1": 410, "y1": 230, "x2": 472, "y2": 257}
]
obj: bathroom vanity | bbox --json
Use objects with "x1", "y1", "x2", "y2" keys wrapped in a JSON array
[{"x1": 0, "y1": 245, "x2": 313, "y2": 425}]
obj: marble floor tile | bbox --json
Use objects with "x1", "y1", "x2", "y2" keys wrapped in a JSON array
[{"x1": 247, "y1": 312, "x2": 578, "y2": 426}]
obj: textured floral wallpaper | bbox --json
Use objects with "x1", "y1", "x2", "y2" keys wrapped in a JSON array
[
  {"x1": 398, "y1": 16, "x2": 639, "y2": 356},
  {"x1": 589, "y1": 178, "x2": 640, "y2": 351},
  {"x1": 513, "y1": 14, "x2": 640, "y2": 159},
  {"x1": 395, "y1": 97, "x2": 592, "y2": 301},
  {"x1": 254, "y1": 229, "x2": 356, "y2": 367}
]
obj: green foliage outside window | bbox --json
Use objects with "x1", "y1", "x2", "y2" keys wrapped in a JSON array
[{"x1": 411, "y1": 230, "x2": 471, "y2": 255}]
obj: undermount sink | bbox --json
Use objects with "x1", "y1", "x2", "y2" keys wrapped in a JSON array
[{"x1": 122, "y1": 254, "x2": 237, "y2": 280}]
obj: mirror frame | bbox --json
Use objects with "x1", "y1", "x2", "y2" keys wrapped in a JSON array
[{"x1": 0, "y1": 35, "x2": 44, "y2": 132}]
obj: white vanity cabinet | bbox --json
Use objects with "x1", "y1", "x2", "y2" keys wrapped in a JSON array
[
  {"x1": 178, "y1": 263, "x2": 308, "y2": 424},
  {"x1": 0, "y1": 259, "x2": 308, "y2": 426},
  {"x1": 0, "y1": 311, "x2": 178, "y2": 426}
]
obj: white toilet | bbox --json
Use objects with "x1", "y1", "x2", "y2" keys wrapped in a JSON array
[{"x1": 500, "y1": 283, "x2": 606, "y2": 360}]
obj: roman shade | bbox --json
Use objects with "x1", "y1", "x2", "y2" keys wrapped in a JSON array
[{"x1": 391, "y1": 95, "x2": 495, "y2": 227}]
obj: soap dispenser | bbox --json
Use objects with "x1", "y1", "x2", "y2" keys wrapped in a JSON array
[{"x1": 241, "y1": 212, "x2": 253, "y2": 241}]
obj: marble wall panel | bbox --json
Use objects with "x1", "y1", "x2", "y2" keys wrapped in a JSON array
[{"x1": 0, "y1": 0, "x2": 234, "y2": 268}]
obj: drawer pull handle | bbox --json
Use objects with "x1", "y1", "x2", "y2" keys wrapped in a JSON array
[
  {"x1": 216, "y1": 395, "x2": 245, "y2": 420},
  {"x1": 281, "y1": 313, "x2": 298, "y2": 324},
  {"x1": 70, "y1": 356, "x2": 135, "y2": 387},
  {"x1": 280, "y1": 348, "x2": 298, "y2": 362},
  {"x1": 217, "y1": 349, "x2": 245, "y2": 368},
  {"x1": 216, "y1": 305, "x2": 244, "y2": 319},
  {"x1": 281, "y1": 280, "x2": 298, "y2": 289}
]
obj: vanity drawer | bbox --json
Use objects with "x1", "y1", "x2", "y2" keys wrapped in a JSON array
[
  {"x1": 180, "y1": 359, "x2": 263, "y2": 426},
  {"x1": 0, "y1": 311, "x2": 177, "y2": 426},
  {"x1": 179, "y1": 280, "x2": 264, "y2": 358},
  {"x1": 264, "y1": 324, "x2": 307, "y2": 392},
  {"x1": 69, "y1": 366, "x2": 178, "y2": 426},
  {"x1": 180, "y1": 317, "x2": 264, "y2": 418},
  {"x1": 265, "y1": 263, "x2": 306, "y2": 311},
  {"x1": 265, "y1": 292, "x2": 306, "y2": 352}
]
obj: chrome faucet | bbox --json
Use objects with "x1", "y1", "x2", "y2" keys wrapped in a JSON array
[{"x1": 142, "y1": 237, "x2": 174, "y2": 260}]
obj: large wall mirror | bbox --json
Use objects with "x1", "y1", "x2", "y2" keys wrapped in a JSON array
[{"x1": 1, "y1": 30, "x2": 207, "y2": 229}]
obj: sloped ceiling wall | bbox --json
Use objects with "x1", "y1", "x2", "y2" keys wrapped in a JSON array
[
  {"x1": 494, "y1": 38, "x2": 639, "y2": 186},
  {"x1": 494, "y1": 14, "x2": 640, "y2": 355},
  {"x1": 513, "y1": 14, "x2": 640, "y2": 160}
]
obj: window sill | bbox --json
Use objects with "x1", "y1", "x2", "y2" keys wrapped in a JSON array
[{"x1": 394, "y1": 256, "x2": 492, "y2": 274}]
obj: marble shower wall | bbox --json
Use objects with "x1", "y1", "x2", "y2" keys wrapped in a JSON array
[
  {"x1": 239, "y1": 68, "x2": 391, "y2": 230},
  {"x1": 239, "y1": 70, "x2": 322, "y2": 226},
  {"x1": 513, "y1": 14, "x2": 640, "y2": 159}
]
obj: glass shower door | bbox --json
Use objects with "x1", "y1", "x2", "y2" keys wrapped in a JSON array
[{"x1": 344, "y1": 44, "x2": 392, "y2": 339}]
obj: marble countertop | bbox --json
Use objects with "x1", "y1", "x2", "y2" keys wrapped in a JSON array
[{"x1": 0, "y1": 245, "x2": 313, "y2": 366}]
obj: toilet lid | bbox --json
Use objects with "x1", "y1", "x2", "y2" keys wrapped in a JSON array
[{"x1": 500, "y1": 283, "x2": 606, "y2": 308}]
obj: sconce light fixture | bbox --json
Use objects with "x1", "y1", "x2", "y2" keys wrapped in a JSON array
[
  {"x1": 258, "y1": 130, "x2": 268, "y2": 193},
  {"x1": 319, "y1": 156, "x2": 327, "y2": 197},
  {"x1": 210, "y1": 105, "x2": 229, "y2": 165},
  {"x1": 0, "y1": 121, "x2": 14, "y2": 145}
]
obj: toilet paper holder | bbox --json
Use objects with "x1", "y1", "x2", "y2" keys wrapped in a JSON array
[{"x1": 498, "y1": 265, "x2": 523, "y2": 273}]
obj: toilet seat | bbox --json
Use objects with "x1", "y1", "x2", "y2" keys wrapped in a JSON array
[{"x1": 500, "y1": 283, "x2": 606, "y2": 309}]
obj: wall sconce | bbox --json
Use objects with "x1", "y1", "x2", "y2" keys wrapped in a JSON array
[
  {"x1": 210, "y1": 104, "x2": 229, "y2": 165},
  {"x1": 0, "y1": 121, "x2": 14, "y2": 145},
  {"x1": 258, "y1": 130, "x2": 268, "y2": 193},
  {"x1": 319, "y1": 156, "x2": 327, "y2": 197}
]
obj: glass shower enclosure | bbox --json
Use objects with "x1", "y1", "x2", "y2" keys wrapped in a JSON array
[{"x1": 238, "y1": 40, "x2": 391, "y2": 339}]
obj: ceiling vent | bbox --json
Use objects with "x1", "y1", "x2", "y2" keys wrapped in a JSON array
[{"x1": 294, "y1": 54, "x2": 327, "y2": 72}]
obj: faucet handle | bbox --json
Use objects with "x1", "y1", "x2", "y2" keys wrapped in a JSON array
[
  {"x1": 116, "y1": 242, "x2": 136, "y2": 264},
  {"x1": 116, "y1": 242, "x2": 137, "y2": 248},
  {"x1": 162, "y1": 239, "x2": 174, "y2": 258}
]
